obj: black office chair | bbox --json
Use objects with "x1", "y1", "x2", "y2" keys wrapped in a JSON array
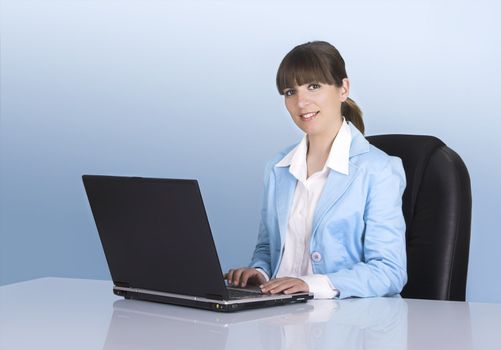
[{"x1": 366, "y1": 135, "x2": 472, "y2": 301}]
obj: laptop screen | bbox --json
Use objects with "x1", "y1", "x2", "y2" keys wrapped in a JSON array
[{"x1": 83, "y1": 175, "x2": 229, "y2": 299}]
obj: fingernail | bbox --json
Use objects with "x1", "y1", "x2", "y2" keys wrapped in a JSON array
[{"x1": 259, "y1": 284, "x2": 263, "y2": 288}]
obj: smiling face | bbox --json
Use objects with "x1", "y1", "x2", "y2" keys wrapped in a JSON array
[{"x1": 283, "y1": 79, "x2": 349, "y2": 137}]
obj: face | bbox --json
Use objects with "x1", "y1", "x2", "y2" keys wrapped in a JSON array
[{"x1": 283, "y1": 78, "x2": 349, "y2": 137}]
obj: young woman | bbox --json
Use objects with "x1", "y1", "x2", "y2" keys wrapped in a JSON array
[{"x1": 225, "y1": 41, "x2": 407, "y2": 299}]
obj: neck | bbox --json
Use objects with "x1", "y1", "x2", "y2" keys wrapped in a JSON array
[{"x1": 307, "y1": 119, "x2": 344, "y2": 160}]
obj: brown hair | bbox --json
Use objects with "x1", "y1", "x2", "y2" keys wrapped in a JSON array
[{"x1": 276, "y1": 41, "x2": 364, "y2": 134}]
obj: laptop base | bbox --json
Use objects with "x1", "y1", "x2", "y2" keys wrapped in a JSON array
[{"x1": 115, "y1": 287, "x2": 313, "y2": 313}]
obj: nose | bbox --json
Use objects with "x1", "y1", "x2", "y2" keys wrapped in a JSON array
[{"x1": 296, "y1": 89, "x2": 311, "y2": 109}]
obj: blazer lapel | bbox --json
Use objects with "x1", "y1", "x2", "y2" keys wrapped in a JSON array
[
  {"x1": 311, "y1": 165, "x2": 360, "y2": 236},
  {"x1": 273, "y1": 166, "x2": 297, "y2": 247},
  {"x1": 311, "y1": 123, "x2": 370, "y2": 237}
]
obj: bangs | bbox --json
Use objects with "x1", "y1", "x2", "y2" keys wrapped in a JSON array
[{"x1": 276, "y1": 48, "x2": 336, "y2": 95}]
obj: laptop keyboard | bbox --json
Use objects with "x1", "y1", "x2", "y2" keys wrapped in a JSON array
[{"x1": 227, "y1": 287, "x2": 264, "y2": 300}]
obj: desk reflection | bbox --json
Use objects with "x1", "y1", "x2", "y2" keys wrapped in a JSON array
[{"x1": 103, "y1": 297, "x2": 407, "y2": 350}]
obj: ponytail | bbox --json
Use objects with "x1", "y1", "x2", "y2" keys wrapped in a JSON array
[{"x1": 342, "y1": 97, "x2": 364, "y2": 134}]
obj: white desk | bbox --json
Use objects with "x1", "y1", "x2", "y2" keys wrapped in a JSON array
[{"x1": 1, "y1": 278, "x2": 500, "y2": 350}]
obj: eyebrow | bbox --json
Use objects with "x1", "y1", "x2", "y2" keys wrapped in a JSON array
[{"x1": 283, "y1": 82, "x2": 320, "y2": 91}]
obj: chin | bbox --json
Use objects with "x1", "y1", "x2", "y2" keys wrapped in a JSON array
[{"x1": 302, "y1": 126, "x2": 324, "y2": 136}]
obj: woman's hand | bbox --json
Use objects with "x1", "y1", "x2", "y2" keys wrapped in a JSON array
[
  {"x1": 260, "y1": 277, "x2": 309, "y2": 295},
  {"x1": 224, "y1": 268, "x2": 266, "y2": 288}
]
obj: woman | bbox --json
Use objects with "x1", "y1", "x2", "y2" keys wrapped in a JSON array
[{"x1": 225, "y1": 41, "x2": 407, "y2": 299}]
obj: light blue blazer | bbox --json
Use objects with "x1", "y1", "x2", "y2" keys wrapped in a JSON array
[{"x1": 250, "y1": 122, "x2": 407, "y2": 299}]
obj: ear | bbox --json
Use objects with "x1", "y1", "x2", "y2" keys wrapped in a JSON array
[{"x1": 340, "y1": 78, "x2": 350, "y2": 102}]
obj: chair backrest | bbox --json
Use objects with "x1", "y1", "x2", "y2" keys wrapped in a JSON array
[{"x1": 366, "y1": 134, "x2": 472, "y2": 301}]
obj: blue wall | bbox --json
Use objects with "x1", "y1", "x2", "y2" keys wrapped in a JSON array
[{"x1": 1, "y1": 0, "x2": 500, "y2": 302}]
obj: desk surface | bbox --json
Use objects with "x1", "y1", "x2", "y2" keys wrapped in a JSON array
[{"x1": 1, "y1": 278, "x2": 500, "y2": 350}]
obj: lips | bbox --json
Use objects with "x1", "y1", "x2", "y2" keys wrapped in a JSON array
[{"x1": 300, "y1": 111, "x2": 319, "y2": 121}]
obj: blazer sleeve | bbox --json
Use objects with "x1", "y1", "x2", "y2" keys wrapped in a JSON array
[
  {"x1": 248, "y1": 159, "x2": 275, "y2": 277},
  {"x1": 327, "y1": 156, "x2": 408, "y2": 299}
]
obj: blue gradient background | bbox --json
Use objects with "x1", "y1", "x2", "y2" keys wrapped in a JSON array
[{"x1": 1, "y1": 0, "x2": 500, "y2": 302}]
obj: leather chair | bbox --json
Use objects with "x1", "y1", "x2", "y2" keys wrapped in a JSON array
[{"x1": 366, "y1": 134, "x2": 472, "y2": 301}]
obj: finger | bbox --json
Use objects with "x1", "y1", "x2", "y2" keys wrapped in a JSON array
[
  {"x1": 267, "y1": 282, "x2": 295, "y2": 294},
  {"x1": 243, "y1": 269, "x2": 265, "y2": 287},
  {"x1": 232, "y1": 269, "x2": 245, "y2": 287},
  {"x1": 271, "y1": 280, "x2": 298, "y2": 294},
  {"x1": 261, "y1": 278, "x2": 288, "y2": 291},
  {"x1": 264, "y1": 279, "x2": 298, "y2": 294},
  {"x1": 226, "y1": 269, "x2": 234, "y2": 285},
  {"x1": 254, "y1": 271, "x2": 266, "y2": 286},
  {"x1": 240, "y1": 270, "x2": 255, "y2": 287},
  {"x1": 283, "y1": 283, "x2": 308, "y2": 295}
]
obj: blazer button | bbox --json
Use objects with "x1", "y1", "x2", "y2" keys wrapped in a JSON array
[{"x1": 311, "y1": 251, "x2": 322, "y2": 262}]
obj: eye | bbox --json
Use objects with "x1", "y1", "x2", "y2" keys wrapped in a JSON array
[
  {"x1": 308, "y1": 83, "x2": 321, "y2": 90},
  {"x1": 284, "y1": 89, "x2": 295, "y2": 97}
]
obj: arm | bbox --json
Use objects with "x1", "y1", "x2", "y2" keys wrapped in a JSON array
[
  {"x1": 249, "y1": 159, "x2": 275, "y2": 277},
  {"x1": 328, "y1": 157, "x2": 408, "y2": 299}
]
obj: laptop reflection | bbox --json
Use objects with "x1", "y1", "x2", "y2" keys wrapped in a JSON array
[{"x1": 102, "y1": 297, "x2": 408, "y2": 350}]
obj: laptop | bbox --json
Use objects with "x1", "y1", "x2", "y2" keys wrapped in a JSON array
[{"x1": 82, "y1": 175, "x2": 313, "y2": 312}]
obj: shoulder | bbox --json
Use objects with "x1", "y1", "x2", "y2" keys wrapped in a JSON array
[
  {"x1": 354, "y1": 144, "x2": 405, "y2": 181},
  {"x1": 271, "y1": 143, "x2": 297, "y2": 164},
  {"x1": 256, "y1": 141, "x2": 299, "y2": 186},
  {"x1": 348, "y1": 123, "x2": 404, "y2": 177},
  {"x1": 352, "y1": 145, "x2": 406, "y2": 195},
  {"x1": 263, "y1": 142, "x2": 298, "y2": 171},
  {"x1": 354, "y1": 145, "x2": 400, "y2": 169}
]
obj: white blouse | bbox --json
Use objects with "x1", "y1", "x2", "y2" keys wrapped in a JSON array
[{"x1": 260, "y1": 117, "x2": 352, "y2": 299}]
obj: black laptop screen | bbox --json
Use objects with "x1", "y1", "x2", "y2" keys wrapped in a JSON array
[{"x1": 82, "y1": 175, "x2": 228, "y2": 299}]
